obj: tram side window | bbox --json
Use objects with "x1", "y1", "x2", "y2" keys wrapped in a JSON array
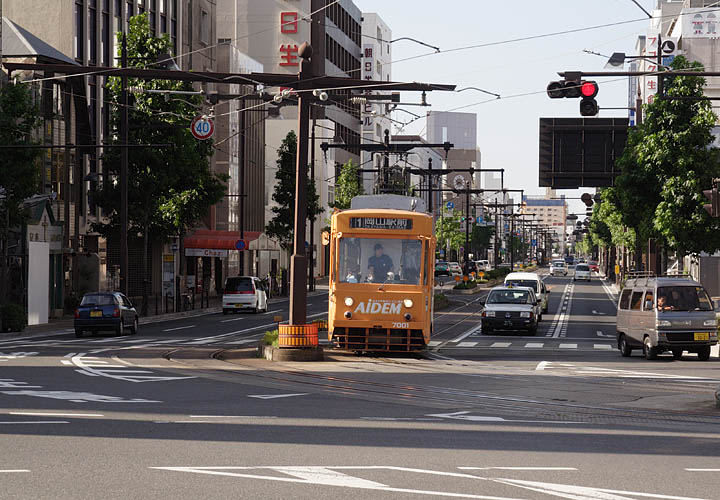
[{"x1": 338, "y1": 237, "x2": 422, "y2": 285}]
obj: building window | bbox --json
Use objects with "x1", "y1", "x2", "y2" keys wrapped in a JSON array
[
  {"x1": 200, "y1": 9, "x2": 210, "y2": 45},
  {"x1": 89, "y1": 0, "x2": 97, "y2": 63},
  {"x1": 75, "y1": 0, "x2": 85, "y2": 60}
]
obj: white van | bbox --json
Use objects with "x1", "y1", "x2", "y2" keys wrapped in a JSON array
[{"x1": 504, "y1": 272, "x2": 549, "y2": 316}]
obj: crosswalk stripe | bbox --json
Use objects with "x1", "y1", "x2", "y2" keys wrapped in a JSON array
[
  {"x1": 428, "y1": 341, "x2": 441, "y2": 347},
  {"x1": 490, "y1": 342, "x2": 512, "y2": 348},
  {"x1": 559, "y1": 343, "x2": 577, "y2": 349},
  {"x1": 457, "y1": 342, "x2": 478, "y2": 348},
  {"x1": 525, "y1": 342, "x2": 544, "y2": 348},
  {"x1": 594, "y1": 344, "x2": 614, "y2": 350}
]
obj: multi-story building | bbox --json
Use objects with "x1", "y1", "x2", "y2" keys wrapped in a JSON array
[
  {"x1": 3, "y1": 0, "x2": 218, "y2": 305},
  {"x1": 521, "y1": 190, "x2": 568, "y2": 246},
  {"x1": 226, "y1": 0, "x2": 363, "y2": 278},
  {"x1": 360, "y1": 12, "x2": 392, "y2": 194},
  {"x1": 426, "y1": 110, "x2": 481, "y2": 223}
]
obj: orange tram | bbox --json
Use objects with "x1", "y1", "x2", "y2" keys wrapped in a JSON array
[{"x1": 326, "y1": 197, "x2": 436, "y2": 352}]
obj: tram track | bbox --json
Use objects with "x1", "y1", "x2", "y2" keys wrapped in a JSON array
[{"x1": 148, "y1": 345, "x2": 720, "y2": 427}]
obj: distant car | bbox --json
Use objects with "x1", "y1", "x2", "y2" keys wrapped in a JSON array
[
  {"x1": 574, "y1": 263, "x2": 591, "y2": 281},
  {"x1": 74, "y1": 292, "x2": 138, "y2": 338},
  {"x1": 435, "y1": 262, "x2": 451, "y2": 277},
  {"x1": 550, "y1": 260, "x2": 567, "y2": 277},
  {"x1": 222, "y1": 276, "x2": 268, "y2": 314},
  {"x1": 504, "y1": 271, "x2": 549, "y2": 315},
  {"x1": 464, "y1": 260, "x2": 478, "y2": 275},
  {"x1": 481, "y1": 285, "x2": 539, "y2": 335},
  {"x1": 475, "y1": 260, "x2": 491, "y2": 272},
  {"x1": 448, "y1": 262, "x2": 462, "y2": 276},
  {"x1": 564, "y1": 255, "x2": 575, "y2": 265},
  {"x1": 589, "y1": 261, "x2": 599, "y2": 272}
]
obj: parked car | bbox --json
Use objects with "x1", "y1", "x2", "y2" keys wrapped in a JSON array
[
  {"x1": 475, "y1": 260, "x2": 491, "y2": 272},
  {"x1": 504, "y1": 271, "x2": 549, "y2": 315},
  {"x1": 435, "y1": 261, "x2": 451, "y2": 277},
  {"x1": 222, "y1": 276, "x2": 268, "y2": 314},
  {"x1": 448, "y1": 262, "x2": 462, "y2": 276},
  {"x1": 588, "y1": 261, "x2": 599, "y2": 273},
  {"x1": 74, "y1": 292, "x2": 138, "y2": 338},
  {"x1": 550, "y1": 260, "x2": 567, "y2": 277},
  {"x1": 464, "y1": 260, "x2": 478, "y2": 275},
  {"x1": 573, "y1": 263, "x2": 592, "y2": 281},
  {"x1": 616, "y1": 275, "x2": 718, "y2": 360},
  {"x1": 481, "y1": 285, "x2": 539, "y2": 335}
]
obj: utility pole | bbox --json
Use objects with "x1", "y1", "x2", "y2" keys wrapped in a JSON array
[
  {"x1": 464, "y1": 184, "x2": 470, "y2": 263},
  {"x1": 288, "y1": 44, "x2": 312, "y2": 327},
  {"x1": 119, "y1": 4, "x2": 129, "y2": 296},
  {"x1": 308, "y1": 117, "x2": 316, "y2": 292},
  {"x1": 238, "y1": 99, "x2": 245, "y2": 276}
]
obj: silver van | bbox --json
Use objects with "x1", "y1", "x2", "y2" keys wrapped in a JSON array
[{"x1": 615, "y1": 274, "x2": 718, "y2": 360}]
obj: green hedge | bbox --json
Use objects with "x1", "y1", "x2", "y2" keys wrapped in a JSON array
[
  {"x1": 484, "y1": 267, "x2": 512, "y2": 281},
  {"x1": 453, "y1": 280, "x2": 478, "y2": 290},
  {"x1": 1, "y1": 303, "x2": 26, "y2": 333},
  {"x1": 262, "y1": 329, "x2": 279, "y2": 347},
  {"x1": 434, "y1": 293, "x2": 450, "y2": 310}
]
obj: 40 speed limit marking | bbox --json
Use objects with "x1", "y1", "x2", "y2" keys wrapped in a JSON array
[{"x1": 190, "y1": 115, "x2": 214, "y2": 140}]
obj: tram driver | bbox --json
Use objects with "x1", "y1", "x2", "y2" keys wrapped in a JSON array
[{"x1": 368, "y1": 243, "x2": 394, "y2": 283}]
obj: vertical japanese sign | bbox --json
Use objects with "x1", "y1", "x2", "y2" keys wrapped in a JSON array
[
  {"x1": 278, "y1": 10, "x2": 299, "y2": 68},
  {"x1": 640, "y1": 30, "x2": 659, "y2": 105},
  {"x1": 362, "y1": 44, "x2": 375, "y2": 131}
]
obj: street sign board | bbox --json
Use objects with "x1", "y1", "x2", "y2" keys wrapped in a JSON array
[
  {"x1": 191, "y1": 115, "x2": 214, "y2": 140},
  {"x1": 235, "y1": 239, "x2": 247, "y2": 251},
  {"x1": 446, "y1": 201, "x2": 454, "y2": 210},
  {"x1": 531, "y1": 239, "x2": 537, "y2": 246}
]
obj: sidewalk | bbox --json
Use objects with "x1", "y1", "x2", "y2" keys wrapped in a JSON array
[{"x1": 3, "y1": 289, "x2": 328, "y2": 341}]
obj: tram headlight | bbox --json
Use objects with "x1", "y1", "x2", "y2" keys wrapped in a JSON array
[
  {"x1": 403, "y1": 299, "x2": 413, "y2": 308},
  {"x1": 344, "y1": 297, "x2": 354, "y2": 307}
]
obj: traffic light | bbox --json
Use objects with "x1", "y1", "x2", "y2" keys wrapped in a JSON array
[
  {"x1": 580, "y1": 81, "x2": 599, "y2": 116},
  {"x1": 547, "y1": 76, "x2": 599, "y2": 116},
  {"x1": 703, "y1": 183, "x2": 719, "y2": 217}
]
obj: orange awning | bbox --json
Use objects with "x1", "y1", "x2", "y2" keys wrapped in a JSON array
[{"x1": 184, "y1": 229, "x2": 261, "y2": 250}]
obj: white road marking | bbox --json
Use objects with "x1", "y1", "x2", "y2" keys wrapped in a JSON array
[
  {"x1": 248, "y1": 393, "x2": 308, "y2": 400},
  {"x1": 226, "y1": 338, "x2": 260, "y2": 345},
  {"x1": 451, "y1": 324, "x2": 483, "y2": 343},
  {"x1": 558, "y1": 343, "x2": 577, "y2": 349},
  {"x1": 686, "y1": 469, "x2": 720, "y2": 471},
  {"x1": 535, "y1": 361, "x2": 549, "y2": 371},
  {"x1": 459, "y1": 467, "x2": 577, "y2": 471},
  {"x1": 0, "y1": 421, "x2": 68, "y2": 425},
  {"x1": 492, "y1": 478, "x2": 707, "y2": 500},
  {"x1": 0, "y1": 352, "x2": 38, "y2": 362},
  {"x1": 594, "y1": 344, "x2": 614, "y2": 350},
  {"x1": 428, "y1": 341, "x2": 441, "y2": 347},
  {"x1": 525, "y1": 342, "x2": 544, "y2": 348},
  {"x1": 591, "y1": 310, "x2": 607, "y2": 315},
  {"x1": 263, "y1": 309, "x2": 282, "y2": 315},
  {"x1": 490, "y1": 342, "x2": 511, "y2": 348},
  {"x1": 9, "y1": 412, "x2": 104, "y2": 417},
  {"x1": 122, "y1": 338, "x2": 161, "y2": 344},
  {"x1": 150, "y1": 465, "x2": 519, "y2": 500},
  {"x1": 458, "y1": 342, "x2": 478, "y2": 348},
  {"x1": 1, "y1": 390, "x2": 159, "y2": 403},
  {"x1": 0, "y1": 470, "x2": 30, "y2": 473},
  {"x1": 69, "y1": 353, "x2": 195, "y2": 383},
  {"x1": 162, "y1": 325, "x2": 196, "y2": 332},
  {"x1": 188, "y1": 415, "x2": 278, "y2": 419}
]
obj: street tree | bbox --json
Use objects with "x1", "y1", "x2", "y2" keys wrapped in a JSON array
[
  {"x1": 330, "y1": 159, "x2": 364, "y2": 210},
  {"x1": 470, "y1": 224, "x2": 494, "y2": 257},
  {"x1": 93, "y1": 13, "x2": 226, "y2": 312},
  {"x1": 435, "y1": 213, "x2": 464, "y2": 258},
  {"x1": 0, "y1": 82, "x2": 42, "y2": 303},
  {"x1": 266, "y1": 131, "x2": 323, "y2": 256}
]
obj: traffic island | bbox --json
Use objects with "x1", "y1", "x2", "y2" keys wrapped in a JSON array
[{"x1": 258, "y1": 323, "x2": 324, "y2": 362}]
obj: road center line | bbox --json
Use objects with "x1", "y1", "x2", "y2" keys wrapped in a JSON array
[
  {"x1": 162, "y1": 325, "x2": 196, "y2": 332},
  {"x1": 9, "y1": 412, "x2": 104, "y2": 417}
]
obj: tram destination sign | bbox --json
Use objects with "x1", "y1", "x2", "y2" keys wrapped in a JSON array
[{"x1": 350, "y1": 217, "x2": 413, "y2": 230}]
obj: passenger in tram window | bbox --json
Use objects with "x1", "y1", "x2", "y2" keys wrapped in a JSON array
[{"x1": 368, "y1": 243, "x2": 394, "y2": 282}]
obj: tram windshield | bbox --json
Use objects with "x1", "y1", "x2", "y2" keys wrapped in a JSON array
[{"x1": 338, "y1": 237, "x2": 423, "y2": 285}]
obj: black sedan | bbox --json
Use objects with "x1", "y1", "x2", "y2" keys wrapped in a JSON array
[{"x1": 74, "y1": 292, "x2": 139, "y2": 338}]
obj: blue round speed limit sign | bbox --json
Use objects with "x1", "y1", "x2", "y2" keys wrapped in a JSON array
[{"x1": 191, "y1": 115, "x2": 214, "y2": 140}]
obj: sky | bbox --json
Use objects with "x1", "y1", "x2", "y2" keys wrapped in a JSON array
[{"x1": 353, "y1": 0, "x2": 658, "y2": 216}]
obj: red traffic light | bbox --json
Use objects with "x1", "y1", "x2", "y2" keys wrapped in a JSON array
[{"x1": 581, "y1": 81, "x2": 598, "y2": 98}]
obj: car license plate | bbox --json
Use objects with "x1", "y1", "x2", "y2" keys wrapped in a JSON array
[
  {"x1": 90, "y1": 311, "x2": 102, "y2": 318},
  {"x1": 234, "y1": 304, "x2": 242, "y2": 308},
  {"x1": 694, "y1": 332, "x2": 709, "y2": 341},
  {"x1": 504, "y1": 320, "x2": 512, "y2": 327}
]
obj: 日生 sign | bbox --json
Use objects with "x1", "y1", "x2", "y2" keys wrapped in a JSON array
[
  {"x1": 190, "y1": 115, "x2": 214, "y2": 140},
  {"x1": 349, "y1": 218, "x2": 413, "y2": 230}
]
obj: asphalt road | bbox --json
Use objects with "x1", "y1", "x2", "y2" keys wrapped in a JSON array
[{"x1": 2, "y1": 273, "x2": 720, "y2": 499}]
